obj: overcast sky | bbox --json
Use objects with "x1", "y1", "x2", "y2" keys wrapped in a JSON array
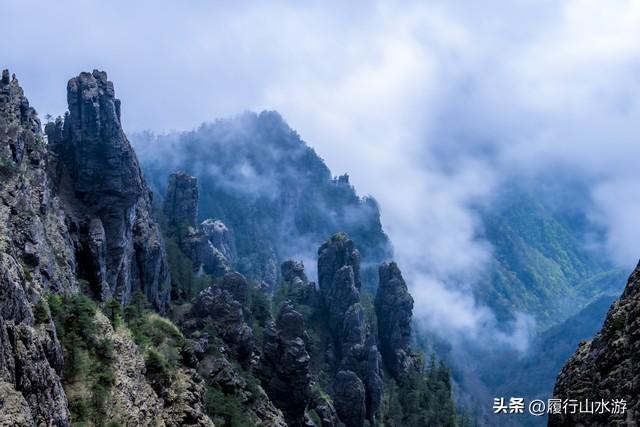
[{"x1": 3, "y1": 0, "x2": 640, "y2": 346}]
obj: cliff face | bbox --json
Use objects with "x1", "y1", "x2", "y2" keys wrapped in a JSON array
[
  {"x1": 0, "y1": 70, "x2": 75, "y2": 426},
  {"x1": 164, "y1": 171, "x2": 198, "y2": 228},
  {"x1": 48, "y1": 70, "x2": 170, "y2": 311},
  {"x1": 317, "y1": 234, "x2": 383, "y2": 427},
  {"x1": 549, "y1": 262, "x2": 640, "y2": 427},
  {"x1": 375, "y1": 262, "x2": 415, "y2": 380},
  {"x1": 260, "y1": 301, "x2": 312, "y2": 427}
]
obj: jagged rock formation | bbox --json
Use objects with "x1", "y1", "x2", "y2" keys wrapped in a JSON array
[
  {"x1": 1, "y1": 69, "x2": 74, "y2": 426},
  {"x1": 190, "y1": 272, "x2": 254, "y2": 364},
  {"x1": 200, "y1": 219, "x2": 236, "y2": 266},
  {"x1": 317, "y1": 233, "x2": 383, "y2": 426},
  {"x1": 47, "y1": 70, "x2": 170, "y2": 311},
  {"x1": 332, "y1": 370, "x2": 366, "y2": 427},
  {"x1": 375, "y1": 262, "x2": 415, "y2": 380},
  {"x1": 260, "y1": 301, "x2": 312, "y2": 426},
  {"x1": 281, "y1": 259, "x2": 317, "y2": 305},
  {"x1": 164, "y1": 171, "x2": 198, "y2": 228},
  {"x1": 164, "y1": 171, "x2": 236, "y2": 276},
  {"x1": 1, "y1": 68, "x2": 460, "y2": 427},
  {"x1": 181, "y1": 220, "x2": 235, "y2": 277},
  {"x1": 549, "y1": 262, "x2": 640, "y2": 427}
]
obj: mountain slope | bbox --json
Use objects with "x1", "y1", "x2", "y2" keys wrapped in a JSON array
[
  {"x1": 132, "y1": 113, "x2": 392, "y2": 291},
  {"x1": 476, "y1": 185, "x2": 622, "y2": 330}
]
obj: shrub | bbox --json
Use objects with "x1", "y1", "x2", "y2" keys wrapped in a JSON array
[
  {"x1": 33, "y1": 298, "x2": 50, "y2": 324},
  {"x1": 205, "y1": 386, "x2": 253, "y2": 427},
  {"x1": 145, "y1": 347, "x2": 172, "y2": 394},
  {"x1": 49, "y1": 293, "x2": 116, "y2": 426}
]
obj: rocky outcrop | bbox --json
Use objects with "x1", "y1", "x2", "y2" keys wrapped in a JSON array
[
  {"x1": 375, "y1": 262, "x2": 415, "y2": 380},
  {"x1": 317, "y1": 233, "x2": 383, "y2": 426},
  {"x1": 260, "y1": 301, "x2": 311, "y2": 426},
  {"x1": 200, "y1": 353, "x2": 287, "y2": 427},
  {"x1": 48, "y1": 70, "x2": 170, "y2": 311},
  {"x1": 332, "y1": 370, "x2": 366, "y2": 427},
  {"x1": 549, "y1": 261, "x2": 640, "y2": 427},
  {"x1": 191, "y1": 273, "x2": 254, "y2": 363},
  {"x1": 164, "y1": 171, "x2": 198, "y2": 228},
  {"x1": 1, "y1": 70, "x2": 73, "y2": 426},
  {"x1": 90, "y1": 312, "x2": 213, "y2": 427},
  {"x1": 199, "y1": 219, "x2": 236, "y2": 266},
  {"x1": 163, "y1": 172, "x2": 236, "y2": 277},
  {"x1": 0, "y1": 317, "x2": 69, "y2": 426},
  {"x1": 280, "y1": 260, "x2": 317, "y2": 305},
  {"x1": 0, "y1": 380, "x2": 33, "y2": 426}
]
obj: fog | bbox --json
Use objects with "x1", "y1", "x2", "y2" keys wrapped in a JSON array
[{"x1": 3, "y1": 0, "x2": 640, "y2": 351}]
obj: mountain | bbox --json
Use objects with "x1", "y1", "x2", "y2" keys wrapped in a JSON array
[
  {"x1": 476, "y1": 185, "x2": 623, "y2": 330},
  {"x1": 0, "y1": 69, "x2": 458, "y2": 427},
  {"x1": 549, "y1": 262, "x2": 640, "y2": 426},
  {"x1": 131, "y1": 113, "x2": 392, "y2": 291}
]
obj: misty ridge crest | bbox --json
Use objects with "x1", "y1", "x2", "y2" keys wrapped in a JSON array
[{"x1": 131, "y1": 111, "x2": 393, "y2": 290}]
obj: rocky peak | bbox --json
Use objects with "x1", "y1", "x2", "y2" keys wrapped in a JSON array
[
  {"x1": 318, "y1": 233, "x2": 361, "y2": 294},
  {"x1": 50, "y1": 70, "x2": 170, "y2": 310},
  {"x1": 317, "y1": 233, "x2": 383, "y2": 426},
  {"x1": 280, "y1": 260, "x2": 316, "y2": 305},
  {"x1": 199, "y1": 218, "x2": 236, "y2": 264},
  {"x1": 260, "y1": 301, "x2": 311, "y2": 427},
  {"x1": 162, "y1": 172, "x2": 236, "y2": 277},
  {"x1": 375, "y1": 262, "x2": 415, "y2": 380},
  {"x1": 61, "y1": 70, "x2": 143, "y2": 206},
  {"x1": 550, "y1": 261, "x2": 640, "y2": 426},
  {"x1": 164, "y1": 171, "x2": 198, "y2": 228},
  {"x1": 281, "y1": 259, "x2": 307, "y2": 283},
  {"x1": 1, "y1": 70, "x2": 41, "y2": 168},
  {"x1": 191, "y1": 273, "x2": 254, "y2": 364}
]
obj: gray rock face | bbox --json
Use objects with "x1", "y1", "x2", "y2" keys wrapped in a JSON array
[
  {"x1": 192, "y1": 273, "x2": 254, "y2": 363},
  {"x1": 182, "y1": 219, "x2": 236, "y2": 277},
  {"x1": 280, "y1": 260, "x2": 316, "y2": 305},
  {"x1": 375, "y1": 262, "x2": 415, "y2": 380},
  {"x1": 163, "y1": 171, "x2": 236, "y2": 277},
  {"x1": 332, "y1": 370, "x2": 366, "y2": 427},
  {"x1": 1, "y1": 70, "x2": 73, "y2": 426},
  {"x1": 0, "y1": 318, "x2": 69, "y2": 426},
  {"x1": 317, "y1": 233, "x2": 383, "y2": 426},
  {"x1": 164, "y1": 171, "x2": 198, "y2": 228},
  {"x1": 549, "y1": 261, "x2": 640, "y2": 427},
  {"x1": 48, "y1": 70, "x2": 170, "y2": 311},
  {"x1": 260, "y1": 301, "x2": 311, "y2": 427},
  {"x1": 200, "y1": 219, "x2": 236, "y2": 265}
]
